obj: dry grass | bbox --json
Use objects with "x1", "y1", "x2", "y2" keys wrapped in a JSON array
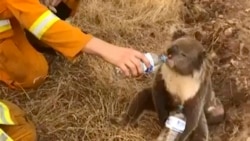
[
  {"x1": 1, "y1": 0, "x2": 250, "y2": 141},
  {"x1": 73, "y1": 0, "x2": 183, "y2": 49}
]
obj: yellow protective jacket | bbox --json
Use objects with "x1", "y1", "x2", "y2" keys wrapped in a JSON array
[
  {"x1": 0, "y1": 0, "x2": 92, "y2": 57},
  {"x1": 0, "y1": 100, "x2": 15, "y2": 141},
  {"x1": 0, "y1": 0, "x2": 93, "y2": 89},
  {"x1": 0, "y1": 100, "x2": 36, "y2": 141}
]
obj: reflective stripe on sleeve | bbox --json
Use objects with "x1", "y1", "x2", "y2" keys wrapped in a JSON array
[
  {"x1": 0, "y1": 19, "x2": 12, "y2": 33},
  {"x1": 0, "y1": 102, "x2": 15, "y2": 125},
  {"x1": 0, "y1": 129, "x2": 13, "y2": 141},
  {"x1": 29, "y1": 10, "x2": 60, "y2": 39}
]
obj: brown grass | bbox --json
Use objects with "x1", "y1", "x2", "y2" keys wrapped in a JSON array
[{"x1": 1, "y1": 0, "x2": 250, "y2": 141}]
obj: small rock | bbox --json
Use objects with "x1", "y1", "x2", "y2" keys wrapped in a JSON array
[
  {"x1": 218, "y1": 15, "x2": 224, "y2": 18},
  {"x1": 224, "y1": 27, "x2": 234, "y2": 37},
  {"x1": 221, "y1": 64, "x2": 230, "y2": 68},
  {"x1": 230, "y1": 59, "x2": 238, "y2": 67},
  {"x1": 227, "y1": 19, "x2": 237, "y2": 25},
  {"x1": 227, "y1": 20, "x2": 234, "y2": 25},
  {"x1": 245, "y1": 8, "x2": 250, "y2": 13},
  {"x1": 210, "y1": 51, "x2": 217, "y2": 59},
  {"x1": 211, "y1": 20, "x2": 216, "y2": 24}
]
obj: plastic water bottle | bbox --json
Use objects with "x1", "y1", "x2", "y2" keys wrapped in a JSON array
[
  {"x1": 164, "y1": 112, "x2": 186, "y2": 141},
  {"x1": 115, "y1": 52, "x2": 167, "y2": 74},
  {"x1": 142, "y1": 53, "x2": 167, "y2": 73}
]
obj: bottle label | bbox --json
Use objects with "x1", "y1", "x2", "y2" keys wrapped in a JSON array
[
  {"x1": 165, "y1": 116, "x2": 186, "y2": 133},
  {"x1": 142, "y1": 53, "x2": 154, "y2": 73}
]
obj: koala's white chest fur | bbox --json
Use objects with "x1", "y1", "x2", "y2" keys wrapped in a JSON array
[{"x1": 160, "y1": 64, "x2": 201, "y2": 103}]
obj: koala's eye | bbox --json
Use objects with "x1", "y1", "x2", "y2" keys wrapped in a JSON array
[
  {"x1": 181, "y1": 52, "x2": 187, "y2": 57},
  {"x1": 167, "y1": 45, "x2": 178, "y2": 54}
]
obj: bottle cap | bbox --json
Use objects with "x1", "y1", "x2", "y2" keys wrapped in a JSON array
[{"x1": 160, "y1": 55, "x2": 167, "y2": 62}]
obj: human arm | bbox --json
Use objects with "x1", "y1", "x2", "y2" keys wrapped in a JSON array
[
  {"x1": 6, "y1": 0, "x2": 150, "y2": 76},
  {"x1": 83, "y1": 37, "x2": 151, "y2": 76}
]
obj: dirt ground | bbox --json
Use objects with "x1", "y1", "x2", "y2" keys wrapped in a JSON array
[{"x1": 1, "y1": 0, "x2": 250, "y2": 141}]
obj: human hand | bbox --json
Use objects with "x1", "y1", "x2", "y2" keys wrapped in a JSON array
[
  {"x1": 84, "y1": 38, "x2": 151, "y2": 77},
  {"x1": 40, "y1": 0, "x2": 62, "y2": 13},
  {"x1": 104, "y1": 47, "x2": 151, "y2": 77}
]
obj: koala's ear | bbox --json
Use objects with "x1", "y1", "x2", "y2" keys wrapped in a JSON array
[
  {"x1": 172, "y1": 29, "x2": 187, "y2": 41},
  {"x1": 195, "y1": 50, "x2": 207, "y2": 69},
  {"x1": 199, "y1": 51, "x2": 207, "y2": 60},
  {"x1": 194, "y1": 31, "x2": 203, "y2": 42}
]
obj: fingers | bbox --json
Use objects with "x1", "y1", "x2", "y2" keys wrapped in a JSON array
[
  {"x1": 40, "y1": 0, "x2": 61, "y2": 7},
  {"x1": 48, "y1": 5, "x2": 57, "y2": 13},
  {"x1": 111, "y1": 47, "x2": 152, "y2": 77},
  {"x1": 125, "y1": 60, "x2": 139, "y2": 76},
  {"x1": 130, "y1": 56, "x2": 143, "y2": 75},
  {"x1": 40, "y1": 0, "x2": 50, "y2": 5},
  {"x1": 119, "y1": 58, "x2": 142, "y2": 77},
  {"x1": 45, "y1": 0, "x2": 53, "y2": 6},
  {"x1": 119, "y1": 61, "x2": 138, "y2": 77},
  {"x1": 134, "y1": 52, "x2": 151, "y2": 68},
  {"x1": 119, "y1": 51, "x2": 151, "y2": 77},
  {"x1": 119, "y1": 64, "x2": 130, "y2": 77},
  {"x1": 52, "y1": 0, "x2": 62, "y2": 6},
  {"x1": 44, "y1": 0, "x2": 50, "y2": 5}
]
